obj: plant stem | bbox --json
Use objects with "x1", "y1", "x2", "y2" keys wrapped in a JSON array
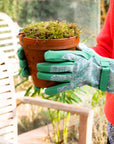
[
  {"x1": 63, "y1": 112, "x2": 70, "y2": 144},
  {"x1": 48, "y1": 108, "x2": 58, "y2": 143},
  {"x1": 65, "y1": 112, "x2": 70, "y2": 144},
  {"x1": 15, "y1": 77, "x2": 28, "y2": 88},
  {"x1": 63, "y1": 112, "x2": 65, "y2": 143},
  {"x1": 57, "y1": 110, "x2": 60, "y2": 143}
]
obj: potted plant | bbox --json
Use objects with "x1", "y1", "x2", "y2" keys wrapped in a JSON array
[{"x1": 19, "y1": 20, "x2": 81, "y2": 88}]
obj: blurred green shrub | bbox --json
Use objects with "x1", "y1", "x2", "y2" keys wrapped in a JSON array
[
  {"x1": 1, "y1": 0, "x2": 110, "y2": 27},
  {"x1": 0, "y1": 0, "x2": 22, "y2": 22},
  {"x1": 0, "y1": 0, "x2": 72, "y2": 27}
]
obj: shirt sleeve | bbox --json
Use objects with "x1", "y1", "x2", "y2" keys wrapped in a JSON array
[{"x1": 91, "y1": 4, "x2": 113, "y2": 58}]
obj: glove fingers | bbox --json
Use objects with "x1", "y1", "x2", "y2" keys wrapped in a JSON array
[
  {"x1": 44, "y1": 51, "x2": 71, "y2": 62},
  {"x1": 37, "y1": 62, "x2": 73, "y2": 73},
  {"x1": 17, "y1": 46, "x2": 30, "y2": 77},
  {"x1": 19, "y1": 59, "x2": 28, "y2": 68},
  {"x1": 37, "y1": 72, "x2": 72, "y2": 82},
  {"x1": 17, "y1": 46, "x2": 25, "y2": 60},
  {"x1": 45, "y1": 50, "x2": 90, "y2": 62},
  {"x1": 45, "y1": 83, "x2": 71, "y2": 95},
  {"x1": 21, "y1": 68, "x2": 30, "y2": 77}
]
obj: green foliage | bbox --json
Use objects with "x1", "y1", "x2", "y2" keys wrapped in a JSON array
[
  {"x1": 43, "y1": 88, "x2": 83, "y2": 143},
  {"x1": 20, "y1": 85, "x2": 83, "y2": 143},
  {"x1": 0, "y1": 0, "x2": 23, "y2": 21},
  {"x1": 21, "y1": 20, "x2": 81, "y2": 39},
  {"x1": 18, "y1": 0, "x2": 62, "y2": 25},
  {"x1": 91, "y1": 89, "x2": 106, "y2": 108},
  {"x1": 42, "y1": 90, "x2": 82, "y2": 104},
  {"x1": 17, "y1": 0, "x2": 73, "y2": 26},
  {"x1": 103, "y1": 0, "x2": 110, "y2": 12},
  {"x1": 0, "y1": 0, "x2": 77, "y2": 27},
  {"x1": 43, "y1": 88, "x2": 83, "y2": 144},
  {"x1": 0, "y1": 0, "x2": 110, "y2": 29},
  {"x1": 15, "y1": 77, "x2": 29, "y2": 89}
]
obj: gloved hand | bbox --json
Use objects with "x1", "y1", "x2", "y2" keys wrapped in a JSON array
[
  {"x1": 37, "y1": 44, "x2": 114, "y2": 95},
  {"x1": 17, "y1": 46, "x2": 30, "y2": 77}
]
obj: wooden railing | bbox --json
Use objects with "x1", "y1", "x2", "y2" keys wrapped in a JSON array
[{"x1": 18, "y1": 97, "x2": 94, "y2": 144}]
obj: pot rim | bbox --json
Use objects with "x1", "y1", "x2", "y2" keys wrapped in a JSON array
[{"x1": 19, "y1": 33, "x2": 79, "y2": 41}]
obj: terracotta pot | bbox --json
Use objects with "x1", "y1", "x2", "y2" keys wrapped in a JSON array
[{"x1": 19, "y1": 34, "x2": 80, "y2": 88}]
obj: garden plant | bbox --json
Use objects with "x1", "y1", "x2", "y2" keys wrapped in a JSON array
[{"x1": 18, "y1": 20, "x2": 81, "y2": 88}]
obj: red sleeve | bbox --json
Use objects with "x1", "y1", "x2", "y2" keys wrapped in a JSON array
[{"x1": 91, "y1": 4, "x2": 113, "y2": 58}]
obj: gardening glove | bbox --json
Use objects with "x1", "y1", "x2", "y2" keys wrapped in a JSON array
[
  {"x1": 37, "y1": 44, "x2": 114, "y2": 95},
  {"x1": 17, "y1": 46, "x2": 30, "y2": 77}
]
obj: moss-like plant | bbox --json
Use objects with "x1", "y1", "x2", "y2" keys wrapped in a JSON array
[{"x1": 21, "y1": 20, "x2": 81, "y2": 39}]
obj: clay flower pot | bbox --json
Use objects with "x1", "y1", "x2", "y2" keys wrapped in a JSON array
[
  {"x1": 19, "y1": 21, "x2": 80, "y2": 88},
  {"x1": 19, "y1": 34, "x2": 79, "y2": 88}
]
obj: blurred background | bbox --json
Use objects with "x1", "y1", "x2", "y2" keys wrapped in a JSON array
[{"x1": 0, "y1": 0, "x2": 110, "y2": 46}]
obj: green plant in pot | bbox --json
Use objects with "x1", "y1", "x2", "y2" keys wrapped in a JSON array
[
  {"x1": 19, "y1": 20, "x2": 81, "y2": 88},
  {"x1": 18, "y1": 20, "x2": 82, "y2": 144}
]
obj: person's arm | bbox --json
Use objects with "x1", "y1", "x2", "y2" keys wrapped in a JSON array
[
  {"x1": 37, "y1": 49, "x2": 114, "y2": 95},
  {"x1": 91, "y1": 3, "x2": 113, "y2": 58}
]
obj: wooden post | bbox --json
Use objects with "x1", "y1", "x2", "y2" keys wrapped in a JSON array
[{"x1": 79, "y1": 111, "x2": 94, "y2": 144}]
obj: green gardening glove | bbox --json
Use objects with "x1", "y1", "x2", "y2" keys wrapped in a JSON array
[
  {"x1": 17, "y1": 46, "x2": 30, "y2": 77},
  {"x1": 37, "y1": 44, "x2": 114, "y2": 95}
]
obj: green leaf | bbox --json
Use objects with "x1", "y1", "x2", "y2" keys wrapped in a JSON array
[
  {"x1": 17, "y1": 68, "x2": 22, "y2": 76},
  {"x1": 66, "y1": 97, "x2": 72, "y2": 104},
  {"x1": 36, "y1": 88, "x2": 43, "y2": 96},
  {"x1": 52, "y1": 94, "x2": 60, "y2": 101},
  {"x1": 92, "y1": 92, "x2": 98, "y2": 102},
  {"x1": 67, "y1": 91, "x2": 82, "y2": 103},
  {"x1": 24, "y1": 85, "x2": 33, "y2": 96},
  {"x1": 31, "y1": 89, "x2": 38, "y2": 97},
  {"x1": 81, "y1": 35, "x2": 93, "y2": 43},
  {"x1": 70, "y1": 97, "x2": 80, "y2": 103},
  {"x1": 15, "y1": 77, "x2": 28, "y2": 89},
  {"x1": 71, "y1": 93, "x2": 82, "y2": 103},
  {"x1": 44, "y1": 95, "x2": 55, "y2": 100},
  {"x1": 61, "y1": 92, "x2": 66, "y2": 103},
  {"x1": 74, "y1": 87, "x2": 87, "y2": 94}
]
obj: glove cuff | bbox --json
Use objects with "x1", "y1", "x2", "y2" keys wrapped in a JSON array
[{"x1": 100, "y1": 62, "x2": 110, "y2": 91}]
